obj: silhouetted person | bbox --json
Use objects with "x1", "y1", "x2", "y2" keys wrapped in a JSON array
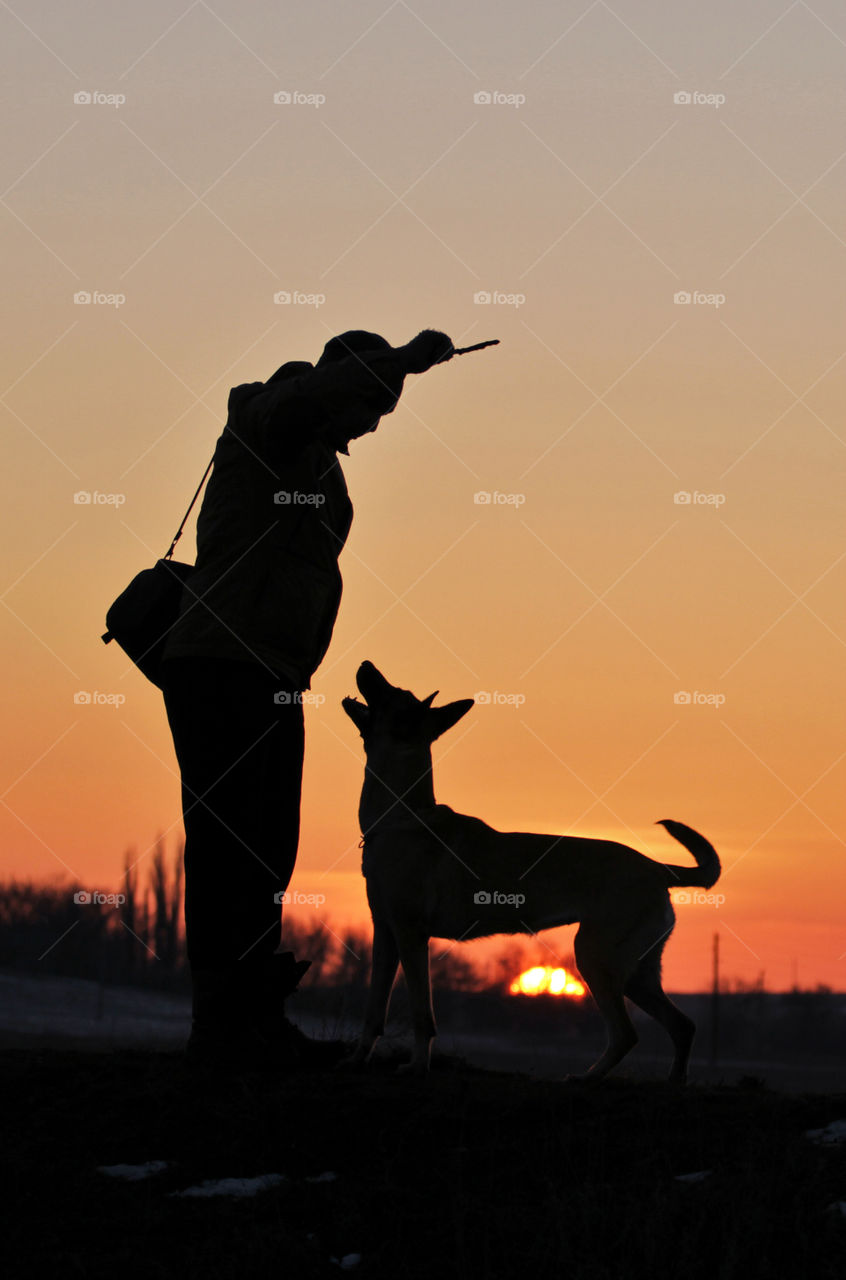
[{"x1": 160, "y1": 328, "x2": 454, "y2": 1068}]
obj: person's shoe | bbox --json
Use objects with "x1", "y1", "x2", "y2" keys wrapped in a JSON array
[
  {"x1": 185, "y1": 953, "x2": 347, "y2": 1072},
  {"x1": 253, "y1": 952, "x2": 350, "y2": 1068},
  {"x1": 251, "y1": 1008, "x2": 349, "y2": 1069},
  {"x1": 185, "y1": 965, "x2": 261, "y2": 1071}
]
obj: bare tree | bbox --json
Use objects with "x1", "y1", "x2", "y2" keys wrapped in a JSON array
[
  {"x1": 430, "y1": 943, "x2": 482, "y2": 991},
  {"x1": 121, "y1": 849, "x2": 139, "y2": 981},
  {"x1": 170, "y1": 840, "x2": 184, "y2": 967},
  {"x1": 327, "y1": 927, "x2": 372, "y2": 991},
  {"x1": 279, "y1": 911, "x2": 334, "y2": 983}
]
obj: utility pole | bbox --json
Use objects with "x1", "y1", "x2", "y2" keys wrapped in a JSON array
[{"x1": 709, "y1": 931, "x2": 719, "y2": 1069}]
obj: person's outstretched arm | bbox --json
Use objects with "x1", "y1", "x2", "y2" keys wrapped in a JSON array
[{"x1": 238, "y1": 330, "x2": 453, "y2": 464}]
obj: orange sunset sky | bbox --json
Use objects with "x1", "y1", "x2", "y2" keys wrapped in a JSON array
[{"x1": 2, "y1": 1, "x2": 844, "y2": 991}]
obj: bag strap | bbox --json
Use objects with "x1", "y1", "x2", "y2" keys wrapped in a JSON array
[
  {"x1": 101, "y1": 455, "x2": 215, "y2": 647},
  {"x1": 164, "y1": 456, "x2": 215, "y2": 560}
]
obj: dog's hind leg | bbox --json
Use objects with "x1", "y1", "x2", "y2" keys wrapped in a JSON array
[
  {"x1": 571, "y1": 926, "x2": 638, "y2": 1081},
  {"x1": 625, "y1": 951, "x2": 695, "y2": 1084},
  {"x1": 348, "y1": 921, "x2": 399, "y2": 1066},
  {"x1": 394, "y1": 931, "x2": 436, "y2": 1076}
]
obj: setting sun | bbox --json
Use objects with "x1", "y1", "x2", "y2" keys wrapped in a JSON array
[{"x1": 509, "y1": 967, "x2": 586, "y2": 998}]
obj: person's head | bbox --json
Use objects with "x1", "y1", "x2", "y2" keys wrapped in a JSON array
[
  {"x1": 316, "y1": 329, "x2": 391, "y2": 368},
  {"x1": 317, "y1": 330, "x2": 396, "y2": 452}
]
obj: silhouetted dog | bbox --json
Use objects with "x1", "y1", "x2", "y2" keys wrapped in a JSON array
[{"x1": 342, "y1": 661, "x2": 721, "y2": 1081}]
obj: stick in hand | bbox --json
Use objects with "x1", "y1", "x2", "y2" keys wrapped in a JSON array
[{"x1": 452, "y1": 339, "x2": 500, "y2": 355}]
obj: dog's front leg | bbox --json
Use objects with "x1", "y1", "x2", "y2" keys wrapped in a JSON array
[
  {"x1": 346, "y1": 921, "x2": 399, "y2": 1067},
  {"x1": 395, "y1": 933, "x2": 436, "y2": 1076}
]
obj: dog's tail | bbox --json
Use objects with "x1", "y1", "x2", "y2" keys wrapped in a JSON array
[{"x1": 656, "y1": 819, "x2": 721, "y2": 888}]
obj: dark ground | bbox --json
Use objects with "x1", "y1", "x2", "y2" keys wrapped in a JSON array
[{"x1": 4, "y1": 1044, "x2": 846, "y2": 1280}]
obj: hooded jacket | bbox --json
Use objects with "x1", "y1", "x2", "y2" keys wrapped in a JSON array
[{"x1": 161, "y1": 349, "x2": 406, "y2": 689}]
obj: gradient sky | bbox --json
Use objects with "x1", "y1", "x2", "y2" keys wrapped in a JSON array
[{"x1": 2, "y1": 1, "x2": 844, "y2": 991}]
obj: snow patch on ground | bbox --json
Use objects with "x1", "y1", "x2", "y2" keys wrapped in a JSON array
[
  {"x1": 805, "y1": 1120, "x2": 846, "y2": 1145},
  {"x1": 330, "y1": 1253, "x2": 362, "y2": 1269},
  {"x1": 170, "y1": 1174, "x2": 287, "y2": 1199},
  {"x1": 0, "y1": 971, "x2": 190, "y2": 1046},
  {"x1": 98, "y1": 1161, "x2": 170, "y2": 1180}
]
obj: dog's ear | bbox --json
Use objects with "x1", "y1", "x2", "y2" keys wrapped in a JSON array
[
  {"x1": 342, "y1": 696, "x2": 370, "y2": 735},
  {"x1": 426, "y1": 698, "x2": 474, "y2": 741}
]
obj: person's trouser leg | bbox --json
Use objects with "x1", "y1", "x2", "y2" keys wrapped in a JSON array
[
  {"x1": 162, "y1": 656, "x2": 304, "y2": 971},
  {"x1": 161, "y1": 656, "x2": 346, "y2": 1068},
  {"x1": 160, "y1": 656, "x2": 327, "y2": 1065}
]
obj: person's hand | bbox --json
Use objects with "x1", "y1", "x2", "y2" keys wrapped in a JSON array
[{"x1": 401, "y1": 329, "x2": 454, "y2": 373}]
